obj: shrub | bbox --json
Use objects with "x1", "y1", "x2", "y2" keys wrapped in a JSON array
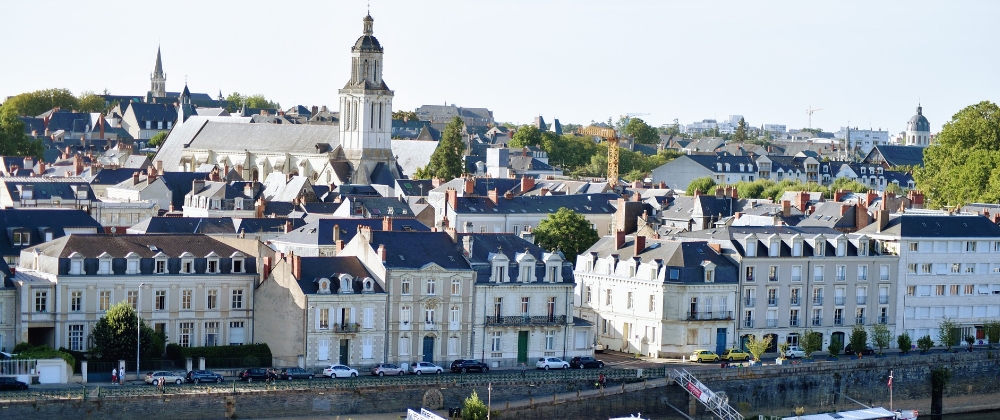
[
  {"x1": 828, "y1": 336, "x2": 843, "y2": 357},
  {"x1": 12, "y1": 344, "x2": 75, "y2": 366},
  {"x1": 917, "y1": 335, "x2": 934, "y2": 353},
  {"x1": 897, "y1": 332, "x2": 912, "y2": 354}
]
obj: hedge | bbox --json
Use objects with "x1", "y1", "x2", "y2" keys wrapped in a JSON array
[{"x1": 165, "y1": 343, "x2": 271, "y2": 364}]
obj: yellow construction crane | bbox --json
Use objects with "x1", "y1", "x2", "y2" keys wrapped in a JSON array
[{"x1": 578, "y1": 125, "x2": 620, "y2": 189}]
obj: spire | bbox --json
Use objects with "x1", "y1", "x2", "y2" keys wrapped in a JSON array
[
  {"x1": 917, "y1": 103, "x2": 922, "y2": 115},
  {"x1": 150, "y1": 46, "x2": 167, "y2": 98},
  {"x1": 363, "y1": 13, "x2": 373, "y2": 36},
  {"x1": 153, "y1": 46, "x2": 164, "y2": 77}
]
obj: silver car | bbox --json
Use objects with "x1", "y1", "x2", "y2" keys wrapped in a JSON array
[
  {"x1": 370, "y1": 363, "x2": 405, "y2": 376},
  {"x1": 145, "y1": 371, "x2": 186, "y2": 385},
  {"x1": 409, "y1": 362, "x2": 443, "y2": 375}
]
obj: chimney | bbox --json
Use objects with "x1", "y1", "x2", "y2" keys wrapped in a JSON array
[
  {"x1": 74, "y1": 154, "x2": 84, "y2": 176},
  {"x1": 834, "y1": 189, "x2": 848, "y2": 203},
  {"x1": 841, "y1": 204, "x2": 849, "y2": 216},
  {"x1": 504, "y1": 191, "x2": 513, "y2": 200},
  {"x1": 262, "y1": 257, "x2": 272, "y2": 278},
  {"x1": 694, "y1": 189, "x2": 701, "y2": 197},
  {"x1": 521, "y1": 176, "x2": 534, "y2": 192},
  {"x1": 708, "y1": 243, "x2": 722, "y2": 254},
  {"x1": 378, "y1": 244, "x2": 386, "y2": 262},
  {"x1": 807, "y1": 205, "x2": 815, "y2": 216},
  {"x1": 464, "y1": 178, "x2": 474, "y2": 195},
  {"x1": 292, "y1": 254, "x2": 301, "y2": 279},
  {"x1": 855, "y1": 204, "x2": 870, "y2": 229},
  {"x1": 487, "y1": 188, "x2": 498, "y2": 204},
  {"x1": 782, "y1": 200, "x2": 791, "y2": 217},
  {"x1": 659, "y1": 181, "x2": 667, "y2": 189},
  {"x1": 715, "y1": 186, "x2": 724, "y2": 199},
  {"x1": 133, "y1": 171, "x2": 140, "y2": 185},
  {"x1": 731, "y1": 186, "x2": 738, "y2": 199},
  {"x1": 908, "y1": 190, "x2": 924, "y2": 209},
  {"x1": 192, "y1": 179, "x2": 205, "y2": 193},
  {"x1": 797, "y1": 191, "x2": 809, "y2": 213},
  {"x1": 147, "y1": 165, "x2": 158, "y2": 183},
  {"x1": 445, "y1": 188, "x2": 458, "y2": 212},
  {"x1": 876, "y1": 208, "x2": 890, "y2": 233},
  {"x1": 37, "y1": 162, "x2": 45, "y2": 176},
  {"x1": 866, "y1": 190, "x2": 878, "y2": 208},
  {"x1": 634, "y1": 235, "x2": 646, "y2": 255},
  {"x1": 734, "y1": 212, "x2": 742, "y2": 220},
  {"x1": 382, "y1": 216, "x2": 393, "y2": 231},
  {"x1": 332, "y1": 224, "x2": 341, "y2": 242},
  {"x1": 432, "y1": 178, "x2": 443, "y2": 188},
  {"x1": 540, "y1": 188, "x2": 549, "y2": 196},
  {"x1": 993, "y1": 214, "x2": 1000, "y2": 225},
  {"x1": 284, "y1": 220, "x2": 293, "y2": 233},
  {"x1": 63, "y1": 146, "x2": 71, "y2": 159},
  {"x1": 441, "y1": 215, "x2": 450, "y2": 229},
  {"x1": 23, "y1": 157, "x2": 33, "y2": 169},
  {"x1": 615, "y1": 230, "x2": 626, "y2": 250},
  {"x1": 311, "y1": 105, "x2": 318, "y2": 115},
  {"x1": 445, "y1": 226, "x2": 458, "y2": 243},
  {"x1": 155, "y1": 160, "x2": 163, "y2": 175},
  {"x1": 462, "y1": 235, "x2": 474, "y2": 257},
  {"x1": 336, "y1": 240, "x2": 344, "y2": 253}
]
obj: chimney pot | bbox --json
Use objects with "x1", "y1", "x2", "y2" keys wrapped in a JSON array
[
  {"x1": 521, "y1": 176, "x2": 535, "y2": 192},
  {"x1": 378, "y1": 244, "x2": 387, "y2": 262},
  {"x1": 634, "y1": 235, "x2": 646, "y2": 255}
]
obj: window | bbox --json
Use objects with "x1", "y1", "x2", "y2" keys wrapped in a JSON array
[
  {"x1": 921, "y1": 264, "x2": 932, "y2": 274},
  {"x1": 449, "y1": 306, "x2": 460, "y2": 328},
  {"x1": 907, "y1": 263, "x2": 917, "y2": 274},
  {"x1": 426, "y1": 279, "x2": 436, "y2": 295},
  {"x1": 791, "y1": 266, "x2": 802, "y2": 282},
  {"x1": 627, "y1": 292, "x2": 633, "y2": 309},
  {"x1": 127, "y1": 290, "x2": 138, "y2": 309},
  {"x1": 965, "y1": 285, "x2": 975, "y2": 295},
  {"x1": 155, "y1": 290, "x2": 166, "y2": 310},
  {"x1": 906, "y1": 286, "x2": 915, "y2": 296},
  {"x1": 229, "y1": 321, "x2": 245, "y2": 345},
  {"x1": 649, "y1": 295, "x2": 655, "y2": 312},
  {"x1": 362, "y1": 337, "x2": 374, "y2": 359},
  {"x1": 586, "y1": 286, "x2": 592, "y2": 303},
  {"x1": 182, "y1": 290, "x2": 192, "y2": 310},
  {"x1": 364, "y1": 307, "x2": 374, "y2": 329},
  {"x1": 836, "y1": 265, "x2": 846, "y2": 281},
  {"x1": 857, "y1": 265, "x2": 868, "y2": 281},
  {"x1": 949, "y1": 285, "x2": 959, "y2": 296},
  {"x1": 880, "y1": 264, "x2": 890, "y2": 281},
  {"x1": 814, "y1": 265, "x2": 824, "y2": 281},
  {"x1": 521, "y1": 297, "x2": 529, "y2": 315},
  {"x1": 951, "y1": 264, "x2": 960, "y2": 274},
  {"x1": 182, "y1": 260, "x2": 193, "y2": 274},
  {"x1": 155, "y1": 259, "x2": 166, "y2": 274},
  {"x1": 935, "y1": 285, "x2": 945, "y2": 296},
  {"x1": 548, "y1": 297, "x2": 556, "y2": 320},
  {"x1": 605, "y1": 289, "x2": 612, "y2": 305},
  {"x1": 768, "y1": 266, "x2": 778, "y2": 282},
  {"x1": 207, "y1": 289, "x2": 218, "y2": 310},
  {"x1": 68, "y1": 324, "x2": 85, "y2": 351},
  {"x1": 491, "y1": 332, "x2": 502, "y2": 352},
  {"x1": 448, "y1": 336, "x2": 458, "y2": 356},
  {"x1": 425, "y1": 308, "x2": 435, "y2": 325},
  {"x1": 179, "y1": 323, "x2": 193, "y2": 347},
  {"x1": 204, "y1": 322, "x2": 219, "y2": 346},
  {"x1": 208, "y1": 260, "x2": 218, "y2": 274},
  {"x1": 399, "y1": 336, "x2": 410, "y2": 356},
  {"x1": 71, "y1": 291, "x2": 82, "y2": 312},
  {"x1": 98, "y1": 257, "x2": 111, "y2": 275},
  {"x1": 127, "y1": 256, "x2": 139, "y2": 274},
  {"x1": 967, "y1": 241, "x2": 977, "y2": 252},
  {"x1": 319, "y1": 308, "x2": 330, "y2": 329},
  {"x1": 231, "y1": 289, "x2": 244, "y2": 309},
  {"x1": 99, "y1": 290, "x2": 111, "y2": 311},
  {"x1": 966, "y1": 265, "x2": 976, "y2": 274},
  {"x1": 545, "y1": 331, "x2": 555, "y2": 350},
  {"x1": 745, "y1": 266, "x2": 755, "y2": 282},
  {"x1": 401, "y1": 306, "x2": 411, "y2": 324},
  {"x1": 401, "y1": 278, "x2": 411, "y2": 295},
  {"x1": 493, "y1": 298, "x2": 503, "y2": 319},
  {"x1": 451, "y1": 278, "x2": 461, "y2": 296}
]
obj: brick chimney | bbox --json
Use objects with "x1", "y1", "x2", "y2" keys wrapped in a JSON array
[
  {"x1": 708, "y1": 243, "x2": 722, "y2": 254},
  {"x1": 133, "y1": 171, "x2": 140, "y2": 185},
  {"x1": 74, "y1": 154, "x2": 84, "y2": 176},
  {"x1": 782, "y1": 200, "x2": 791, "y2": 217},
  {"x1": 262, "y1": 257, "x2": 272, "y2": 278},
  {"x1": 284, "y1": 220, "x2": 293, "y2": 233},
  {"x1": 833, "y1": 189, "x2": 849, "y2": 203},
  {"x1": 865, "y1": 190, "x2": 878, "y2": 208},
  {"x1": 694, "y1": 189, "x2": 701, "y2": 197},
  {"x1": 146, "y1": 165, "x2": 158, "y2": 183},
  {"x1": 715, "y1": 186, "x2": 724, "y2": 199},
  {"x1": 445, "y1": 188, "x2": 458, "y2": 211},
  {"x1": 855, "y1": 204, "x2": 870, "y2": 229},
  {"x1": 993, "y1": 213, "x2": 1000, "y2": 225},
  {"x1": 382, "y1": 216, "x2": 393, "y2": 231},
  {"x1": 378, "y1": 244, "x2": 386, "y2": 262},
  {"x1": 731, "y1": 186, "x2": 738, "y2": 199},
  {"x1": 876, "y1": 208, "x2": 889, "y2": 233},
  {"x1": 445, "y1": 226, "x2": 458, "y2": 243},
  {"x1": 796, "y1": 191, "x2": 809, "y2": 213},
  {"x1": 540, "y1": 188, "x2": 549, "y2": 196},
  {"x1": 504, "y1": 191, "x2": 513, "y2": 200},
  {"x1": 292, "y1": 254, "x2": 301, "y2": 279},
  {"x1": 841, "y1": 204, "x2": 850, "y2": 216},
  {"x1": 634, "y1": 235, "x2": 646, "y2": 255},
  {"x1": 521, "y1": 176, "x2": 534, "y2": 192},
  {"x1": 464, "y1": 178, "x2": 474, "y2": 195},
  {"x1": 37, "y1": 162, "x2": 45, "y2": 176},
  {"x1": 907, "y1": 190, "x2": 924, "y2": 209},
  {"x1": 487, "y1": 188, "x2": 498, "y2": 204},
  {"x1": 615, "y1": 230, "x2": 626, "y2": 250}
]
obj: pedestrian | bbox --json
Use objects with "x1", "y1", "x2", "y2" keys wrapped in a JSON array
[
  {"x1": 520, "y1": 362, "x2": 526, "y2": 378},
  {"x1": 158, "y1": 376, "x2": 164, "y2": 392},
  {"x1": 112, "y1": 367, "x2": 117, "y2": 385}
]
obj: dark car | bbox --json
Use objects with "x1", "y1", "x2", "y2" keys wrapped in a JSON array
[
  {"x1": 280, "y1": 367, "x2": 314, "y2": 380},
  {"x1": 450, "y1": 359, "x2": 490, "y2": 373},
  {"x1": 186, "y1": 370, "x2": 224, "y2": 383},
  {"x1": 570, "y1": 356, "x2": 605, "y2": 369},
  {"x1": 239, "y1": 368, "x2": 272, "y2": 382},
  {"x1": 845, "y1": 344, "x2": 875, "y2": 356},
  {"x1": 0, "y1": 377, "x2": 28, "y2": 390}
]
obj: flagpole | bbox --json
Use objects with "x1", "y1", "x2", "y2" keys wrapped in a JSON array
[{"x1": 889, "y1": 370, "x2": 893, "y2": 412}]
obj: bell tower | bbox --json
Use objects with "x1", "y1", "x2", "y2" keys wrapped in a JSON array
[
  {"x1": 339, "y1": 14, "x2": 393, "y2": 156},
  {"x1": 150, "y1": 46, "x2": 167, "y2": 98}
]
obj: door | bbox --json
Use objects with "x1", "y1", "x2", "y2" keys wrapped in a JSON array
[
  {"x1": 422, "y1": 336, "x2": 435, "y2": 363},
  {"x1": 715, "y1": 328, "x2": 727, "y2": 355},
  {"x1": 622, "y1": 323, "x2": 630, "y2": 353},
  {"x1": 339, "y1": 339, "x2": 349, "y2": 365},
  {"x1": 517, "y1": 331, "x2": 529, "y2": 364}
]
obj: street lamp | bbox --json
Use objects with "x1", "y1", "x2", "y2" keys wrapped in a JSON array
[{"x1": 137, "y1": 282, "x2": 145, "y2": 382}]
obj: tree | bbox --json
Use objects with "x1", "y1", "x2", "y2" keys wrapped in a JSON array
[
  {"x1": 461, "y1": 390, "x2": 489, "y2": 420},
  {"x1": 0, "y1": 106, "x2": 44, "y2": 158},
  {"x1": 91, "y1": 300, "x2": 162, "y2": 362},
  {"x1": 148, "y1": 131, "x2": 168, "y2": 149},
  {"x1": 509, "y1": 125, "x2": 542, "y2": 149},
  {"x1": 871, "y1": 323, "x2": 891, "y2": 355},
  {"x1": 914, "y1": 101, "x2": 1000, "y2": 208},
  {"x1": 938, "y1": 317, "x2": 960, "y2": 350},
  {"x1": 542, "y1": 133, "x2": 599, "y2": 171},
  {"x1": 732, "y1": 118, "x2": 750, "y2": 143},
  {"x1": 224, "y1": 92, "x2": 280, "y2": 112},
  {"x1": 827, "y1": 335, "x2": 843, "y2": 357},
  {"x1": 801, "y1": 330, "x2": 823, "y2": 358},
  {"x1": 744, "y1": 334, "x2": 772, "y2": 362},
  {"x1": 2, "y1": 88, "x2": 79, "y2": 116},
  {"x1": 883, "y1": 182, "x2": 903, "y2": 196},
  {"x1": 416, "y1": 116, "x2": 465, "y2": 180},
  {"x1": 984, "y1": 319, "x2": 1000, "y2": 349},
  {"x1": 849, "y1": 324, "x2": 868, "y2": 358},
  {"x1": 392, "y1": 110, "x2": 418, "y2": 121},
  {"x1": 917, "y1": 335, "x2": 934, "y2": 353},
  {"x1": 686, "y1": 177, "x2": 716, "y2": 196},
  {"x1": 534, "y1": 207, "x2": 599, "y2": 264},
  {"x1": 897, "y1": 332, "x2": 912, "y2": 354},
  {"x1": 930, "y1": 366, "x2": 952, "y2": 418},
  {"x1": 777, "y1": 342, "x2": 790, "y2": 360},
  {"x1": 76, "y1": 91, "x2": 106, "y2": 113},
  {"x1": 622, "y1": 117, "x2": 659, "y2": 144}
]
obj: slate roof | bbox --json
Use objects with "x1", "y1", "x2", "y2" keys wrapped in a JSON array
[
  {"x1": 509, "y1": 156, "x2": 556, "y2": 172},
  {"x1": 395, "y1": 179, "x2": 435, "y2": 197},
  {"x1": 348, "y1": 196, "x2": 415, "y2": 217},
  {"x1": 89, "y1": 168, "x2": 145, "y2": 186},
  {"x1": 127, "y1": 103, "x2": 177, "y2": 122},
  {"x1": 18, "y1": 117, "x2": 46, "y2": 134},
  {"x1": 150, "y1": 117, "x2": 258, "y2": 172},
  {"x1": 235, "y1": 218, "x2": 307, "y2": 235},
  {"x1": 719, "y1": 226, "x2": 860, "y2": 257},
  {"x1": 274, "y1": 217, "x2": 430, "y2": 247},
  {"x1": 295, "y1": 256, "x2": 381, "y2": 295},
  {"x1": 0, "y1": 208, "x2": 103, "y2": 256},
  {"x1": 450, "y1": 193, "x2": 619, "y2": 215},
  {"x1": 131, "y1": 217, "x2": 237, "y2": 234},
  {"x1": 856, "y1": 213, "x2": 1000, "y2": 238},
  {"x1": 33, "y1": 234, "x2": 252, "y2": 262},
  {"x1": 45, "y1": 111, "x2": 92, "y2": 132},
  {"x1": 390, "y1": 139, "x2": 440, "y2": 178},
  {"x1": 458, "y1": 233, "x2": 574, "y2": 284},
  {"x1": 0, "y1": 177, "x2": 96, "y2": 201},
  {"x1": 585, "y1": 235, "x2": 738, "y2": 284},
  {"x1": 796, "y1": 202, "x2": 855, "y2": 229},
  {"x1": 368, "y1": 231, "x2": 468, "y2": 270},
  {"x1": 864, "y1": 145, "x2": 925, "y2": 167},
  {"x1": 262, "y1": 173, "x2": 311, "y2": 202},
  {"x1": 679, "y1": 154, "x2": 758, "y2": 173}
]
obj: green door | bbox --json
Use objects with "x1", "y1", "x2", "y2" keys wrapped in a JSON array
[
  {"x1": 339, "y1": 339, "x2": 350, "y2": 365},
  {"x1": 517, "y1": 331, "x2": 529, "y2": 364}
]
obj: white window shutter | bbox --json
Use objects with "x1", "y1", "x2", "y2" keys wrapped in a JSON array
[
  {"x1": 364, "y1": 308, "x2": 374, "y2": 328},
  {"x1": 350, "y1": 307, "x2": 356, "y2": 324}
]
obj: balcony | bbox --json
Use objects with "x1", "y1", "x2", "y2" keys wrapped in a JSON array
[
  {"x1": 836, "y1": 276, "x2": 846, "y2": 281},
  {"x1": 743, "y1": 297, "x2": 756, "y2": 306},
  {"x1": 768, "y1": 276, "x2": 778, "y2": 282},
  {"x1": 685, "y1": 311, "x2": 733, "y2": 321},
  {"x1": 766, "y1": 319, "x2": 779, "y2": 328},
  {"x1": 855, "y1": 316, "x2": 866, "y2": 325},
  {"x1": 484, "y1": 315, "x2": 566, "y2": 327},
  {"x1": 742, "y1": 319, "x2": 755, "y2": 328},
  {"x1": 815, "y1": 275, "x2": 824, "y2": 282},
  {"x1": 789, "y1": 297, "x2": 800, "y2": 306},
  {"x1": 791, "y1": 276, "x2": 802, "y2": 282},
  {"x1": 813, "y1": 297, "x2": 824, "y2": 305},
  {"x1": 878, "y1": 316, "x2": 889, "y2": 325},
  {"x1": 834, "y1": 317, "x2": 844, "y2": 326},
  {"x1": 834, "y1": 297, "x2": 846, "y2": 305},
  {"x1": 880, "y1": 275, "x2": 890, "y2": 281},
  {"x1": 857, "y1": 296, "x2": 868, "y2": 305},
  {"x1": 811, "y1": 317, "x2": 822, "y2": 326},
  {"x1": 746, "y1": 276, "x2": 754, "y2": 283},
  {"x1": 789, "y1": 318, "x2": 800, "y2": 327},
  {"x1": 333, "y1": 324, "x2": 360, "y2": 333},
  {"x1": 879, "y1": 295, "x2": 890, "y2": 304},
  {"x1": 768, "y1": 298, "x2": 778, "y2": 307},
  {"x1": 424, "y1": 321, "x2": 438, "y2": 330}
]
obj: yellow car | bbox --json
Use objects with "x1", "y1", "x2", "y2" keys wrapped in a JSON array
[
  {"x1": 689, "y1": 350, "x2": 719, "y2": 363},
  {"x1": 720, "y1": 349, "x2": 751, "y2": 361}
]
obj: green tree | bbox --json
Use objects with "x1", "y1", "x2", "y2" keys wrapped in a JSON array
[
  {"x1": 849, "y1": 324, "x2": 868, "y2": 358},
  {"x1": 0, "y1": 106, "x2": 44, "y2": 158},
  {"x1": 534, "y1": 207, "x2": 599, "y2": 264},
  {"x1": 76, "y1": 91, "x2": 106, "y2": 113},
  {"x1": 509, "y1": 125, "x2": 542, "y2": 148},
  {"x1": 90, "y1": 300, "x2": 162, "y2": 361},
  {"x1": 732, "y1": 118, "x2": 750, "y2": 143},
  {"x1": 622, "y1": 117, "x2": 659, "y2": 144},
  {"x1": 2, "y1": 88, "x2": 79, "y2": 116},
  {"x1": 543, "y1": 133, "x2": 599, "y2": 171},
  {"x1": 744, "y1": 334, "x2": 772, "y2": 362},
  {"x1": 883, "y1": 182, "x2": 903, "y2": 196},
  {"x1": 391, "y1": 110, "x2": 418, "y2": 121},
  {"x1": 938, "y1": 317, "x2": 960, "y2": 350},
  {"x1": 930, "y1": 366, "x2": 952, "y2": 418},
  {"x1": 244, "y1": 94, "x2": 280, "y2": 110},
  {"x1": 983, "y1": 320, "x2": 1000, "y2": 349},
  {"x1": 801, "y1": 330, "x2": 823, "y2": 358},
  {"x1": 871, "y1": 323, "x2": 892, "y2": 355},
  {"x1": 917, "y1": 335, "x2": 934, "y2": 353},
  {"x1": 828, "y1": 335, "x2": 843, "y2": 357},
  {"x1": 461, "y1": 390, "x2": 489, "y2": 420},
  {"x1": 416, "y1": 116, "x2": 465, "y2": 180},
  {"x1": 686, "y1": 177, "x2": 716, "y2": 196},
  {"x1": 914, "y1": 101, "x2": 1000, "y2": 208},
  {"x1": 897, "y1": 332, "x2": 912, "y2": 354},
  {"x1": 148, "y1": 131, "x2": 168, "y2": 148}
]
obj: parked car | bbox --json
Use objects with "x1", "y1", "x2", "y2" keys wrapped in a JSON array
[
  {"x1": 845, "y1": 344, "x2": 875, "y2": 356},
  {"x1": 322, "y1": 364, "x2": 359, "y2": 378},
  {"x1": 0, "y1": 377, "x2": 28, "y2": 390},
  {"x1": 370, "y1": 363, "x2": 405, "y2": 376},
  {"x1": 409, "y1": 362, "x2": 443, "y2": 375},
  {"x1": 280, "y1": 367, "x2": 314, "y2": 380},
  {"x1": 535, "y1": 357, "x2": 570, "y2": 370},
  {"x1": 145, "y1": 371, "x2": 186, "y2": 385},
  {"x1": 689, "y1": 350, "x2": 719, "y2": 363},
  {"x1": 239, "y1": 368, "x2": 271, "y2": 382},
  {"x1": 720, "y1": 349, "x2": 751, "y2": 362},
  {"x1": 784, "y1": 345, "x2": 806, "y2": 358},
  {"x1": 450, "y1": 359, "x2": 490, "y2": 373},
  {"x1": 186, "y1": 370, "x2": 224, "y2": 383},
  {"x1": 594, "y1": 343, "x2": 606, "y2": 354},
  {"x1": 569, "y1": 356, "x2": 605, "y2": 369}
]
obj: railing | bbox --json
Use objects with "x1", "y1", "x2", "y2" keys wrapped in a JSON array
[
  {"x1": 811, "y1": 317, "x2": 822, "y2": 326},
  {"x1": 768, "y1": 276, "x2": 777, "y2": 282},
  {"x1": 856, "y1": 296, "x2": 867, "y2": 305},
  {"x1": 767, "y1": 298, "x2": 778, "y2": 307},
  {"x1": 0, "y1": 359, "x2": 37, "y2": 376},
  {"x1": 485, "y1": 315, "x2": 566, "y2": 326},
  {"x1": 813, "y1": 297, "x2": 823, "y2": 305},
  {"x1": 834, "y1": 317, "x2": 844, "y2": 326},
  {"x1": 836, "y1": 275, "x2": 846, "y2": 281},
  {"x1": 424, "y1": 322, "x2": 438, "y2": 330},
  {"x1": 834, "y1": 297, "x2": 846, "y2": 305},
  {"x1": 789, "y1": 297, "x2": 800, "y2": 306},
  {"x1": 855, "y1": 316, "x2": 866, "y2": 325},
  {"x1": 746, "y1": 276, "x2": 754, "y2": 283},
  {"x1": 334, "y1": 324, "x2": 361, "y2": 333},
  {"x1": 766, "y1": 319, "x2": 778, "y2": 328},
  {"x1": 789, "y1": 318, "x2": 799, "y2": 327},
  {"x1": 815, "y1": 275, "x2": 824, "y2": 282},
  {"x1": 881, "y1": 275, "x2": 890, "y2": 281},
  {"x1": 879, "y1": 295, "x2": 890, "y2": 304},
  {"x1": 742, "y1": 319, "x2": 755, "y2": 328},
  {"x1": 686, "y1": 311, "x2": 733, "y2": 321},
  {"x1": 791, "y1": 276, "x2": 802, "y2": 282},
  {"x1": 878, "y1": 316, "x2": 889, "y2": 324},
  {"x1": 743, "y1": 297, "x2": 755, "y2": 306}
]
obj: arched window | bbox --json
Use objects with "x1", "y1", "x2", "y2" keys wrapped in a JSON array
[{"x1": 371, "y1": 102, "x2": 375, "y2": 129}]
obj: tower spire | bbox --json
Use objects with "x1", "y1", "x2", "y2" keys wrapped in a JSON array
[
  {"x1": 363, "y1": 13, "x2": 373, "y2": 36},
  {"x1": 150, "y1": 46, "x2": 167, "y2": 98}
]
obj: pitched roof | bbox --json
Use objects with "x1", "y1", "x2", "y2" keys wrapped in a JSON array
[
  {"x1": 458, "y1": 233, "x2": 574, "y2": 284},
  {"x1": 865, "y1": 145, "x2": 925, "y2": 167},
  {"x1": 34, "y1": 233, "x2": 247, "y2": 259},
  {"x1": 295, "y1": 256, "x2": 381, "y2": 295},
  {"x1": 585, "y1": 235, "x2": 738, "y2": 284},
  {"x1": 857, "y1": 213, "x2": 1000, "y2": 238},
  {"x1": 368, "y1": 231, "x2": 468, "y2": 270},
  {"x1": 451, "y1": 193, "x2": 619, "y2": 215},
  {"x1": 133, "y1": 217, "x2": 237, "y2": 234},
  {"x1": 0, "y1": 208, "x2": 103, "y2": 256}
]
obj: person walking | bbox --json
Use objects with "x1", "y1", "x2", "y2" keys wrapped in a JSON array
[
  {"x1": 112, "y1": 367, "x2": 118, "y2": 385},
  {"x1": 520, "y1": 363, "x2": 526, "y2": 378}
]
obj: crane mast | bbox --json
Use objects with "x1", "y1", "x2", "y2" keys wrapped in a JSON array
[{"x1": 578, "y1": 125, "x2": 620, "y2": 190}]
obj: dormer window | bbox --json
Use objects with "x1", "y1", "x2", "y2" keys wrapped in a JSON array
[
  {"x1": 69, "y1": 252, "x2": 84, "y2": 275},
  {"x1": 490, "y1": 253, "x2": 509, "y2": 283},
  {"x1": 154, "y1": 252, "x2": 169, "y2": 274},
  {"x1": 769, "y1": 238, "x2": 780, "y2": 257},
  {"x1": 702, "y1": 261, "x2": 716, "y2": 283},
  {"x1": 234, "y1": 198, "x2": 243, "y2": 210},
  {"x1": 125, "y1": 252, "x2": 140, "y2": 274},
  {"x1": 746, "y1": 235, "x2": 758, "y2": 257},
  {"x1": 814, "y1": 235, "x2": 826, "y2": 257},
  {"x1": 792, "y1": 234, "x2": 803, "y2": 257},
  {"x1": 179, "y1": 252, "x2": 194, "y2": 274},
  {"x1": 516, "y1": 253, "x2": 535, "y2": 283},
  {"x1": 340, "y1": 274, "x2": 354, "y2": 294},
  {"x1": 363, "y1": 278, "x2": 374, "y2": 293},
  {"x1": 858, "y1": 236, "x2": 870, "y2": 256},
  {"x1": 205, "y1": 252, "x2": 220, "y2": 274},
  {"x1": 231, "y1": 252, "x2": 245, "y2": 273},
  {"x1": 544, "y1": 252, "x2": 563, "y2": 283},
  {"x1": 12, "y1": 230, "x2": 29, "y2": 245},
  {"x1": 318, "y1": 278, "x2": 331, "y2": 294},
  {"x1": 97, "y1": 252, "x2": 113, "y2": 275},
  {"x1": 837, "y1": 236, "x2": 847, "y2": 257}
]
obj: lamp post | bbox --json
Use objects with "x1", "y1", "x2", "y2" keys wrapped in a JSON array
[{"x1": 137, "y1": 282, "x2": 144, "y2": 382}]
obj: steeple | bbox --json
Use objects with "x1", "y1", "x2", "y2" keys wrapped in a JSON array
[
  {"x1": 150, "y1": 46, "x2": 167, "y2": 98},
  {"x1": 363, "y1": 13, "x2": 373, "y2": 36}
]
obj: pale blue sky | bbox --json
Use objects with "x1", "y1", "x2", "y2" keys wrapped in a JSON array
[{"x1": 1, "y1": 0, "x2": 996, "y2": 133}]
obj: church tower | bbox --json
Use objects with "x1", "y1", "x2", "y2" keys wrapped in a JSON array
[
  {"x1": 339, "y1": 14, "x2": 394, "y2": 157},
  {"x1": 150, "y1": 46, "x2": 167, "y2": 98},
  {"x1": 905, "y1": 104, "x2": 931, "y2": 147}
]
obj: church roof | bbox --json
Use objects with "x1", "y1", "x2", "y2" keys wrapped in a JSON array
[{"x1": 907, "y1": 105, "x2": 930, "y2": 133}]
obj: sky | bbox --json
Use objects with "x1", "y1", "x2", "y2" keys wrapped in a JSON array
[{"x1": 1, "y1": 0, "x2": 997, "y2": 134}]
